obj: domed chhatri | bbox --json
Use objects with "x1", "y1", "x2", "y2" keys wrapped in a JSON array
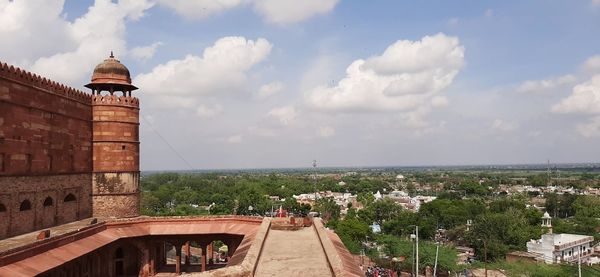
[{"x1": 85, "y1": 52, "x2": 138, "y2": 95}]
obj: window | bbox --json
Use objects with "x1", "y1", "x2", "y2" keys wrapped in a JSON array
[
  {"x1": 43, "y1": 197, "x2": 53, "y2": 207},
  {"x1": 20, "y1": 200, "x2": 31, "y2": 211},
  {"x1": 0, "y1": 153, "x2": 4, "y2": 172},
  {"x1": 121, "y1": 145, "x2": 126, "y2": 150},
  {"x1": 0, "y1": 203, "x2": 6, "y2": 212},
  {"x1": 64, "y1": 193, "x2": 76, "y2": 202},
  {"x1": 48, "y1": 155, "x2": 53, "y2": 171}
]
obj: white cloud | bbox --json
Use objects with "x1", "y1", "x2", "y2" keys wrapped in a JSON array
[
  {"x1": 155, "y1": 0, "x2": 337, "y2": 24},
  {"x1": 1, "y1": 0, "x2": 154, "y2": 85},
  {"x1": 135, "y1": 36, "x2": 272, "y2": 99},
  {"x1": 593, "y1": 0, "x2": 600, "y2": 7},
  {"x1": 0, "y1": 0, "x2": 71, "y2": 64},
  {"x1": 318, "y1": 126, "x2": 335, "y2": 138},
  {"x1": 517, "y1": 74, "x2": 576, "y2": 93},
  {"x1": 491, "y1": 119, "x2": 517, "y2": 132},
  {"x1": 577, "y1": 117, "x2": 600, "y2": 138},
  {"x1": 156, "y1": 0, "x2": 243, "y2": 19},
  {"x1": 267, "y1": 105, "x2": 297, "y2": 125},
  {"x1": 196, "y1": 104, "x2": 223, "y2": 118},
  {"x1": 257, "y1": 81, "x2": 283, "y2": 98},
  {"x1": 431, "y1": 96, "x2": 449, "y2": 107},
  {"x1": 252, "y1": 0, "x2": 338, "y2": 24},
  {"x1": 484, "y1": 9, "x2": 494, "y2": 18},
  {"x1": 583, "y1": 55, "x2": 600, "y2": 73},
  {"x1": 305, "y1": 33, "x2": 464, "y2": 113},
  {"x1": 227, "y1": 134, "x2": 243, "y2": 144},
  {"x1": 552, "y1": 75, "x2": 600, "y2": 114},
  {"x1": 130, "y1": 41, "x2": 163, "y2": 61}
]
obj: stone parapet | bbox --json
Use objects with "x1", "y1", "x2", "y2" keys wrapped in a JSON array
[
  {"x1": 92, "y1": 95, "x2": 139, "y2": 108},
  {"x1": 0, "y1": 62, "x2": 91, "y2": 104},
  {"x1": 313, "y1": 218, "x2": 364, "y2": 277}
]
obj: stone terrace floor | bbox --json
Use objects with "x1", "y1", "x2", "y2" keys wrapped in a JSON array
[
  {"x1": 0, "y1": 218, "x2": 100, "y2": 254},
  {"x1": 253, "y1": 227, "x2": 332, "y2": 277}
]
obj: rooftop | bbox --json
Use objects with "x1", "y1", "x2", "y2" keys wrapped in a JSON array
[{"x1": 0, "y1": 216, "x2": 362, "y2": 277}]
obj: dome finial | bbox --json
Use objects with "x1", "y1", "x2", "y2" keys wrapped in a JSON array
[{"x1": 110, "y1": 51, "x2": 114, "y2": 58}]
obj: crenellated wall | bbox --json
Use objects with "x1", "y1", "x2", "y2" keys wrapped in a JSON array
[
  {"x1": 0, "y1": 62, "x2": 92, "y2": 103},
  {"x1": 0, "y1": 59, "x2": 142, "y2": 237},
  {"x1": 0, "y1": 62, "x2": 94, "y2": 239}
]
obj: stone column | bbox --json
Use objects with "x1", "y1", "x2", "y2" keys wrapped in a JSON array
[
  {"x1": 185, "y1": 241, "x2": 191, "y2": 269},
  {"x1": 139, "y1": 243, "x2": 151, "y2": 277},
  {"x1": 149, "y1": 242, "x2": 156, "y2": 276},
  {"x1": 175, "y1": 243, "x2": 182, "y2": 276},
  {"x1": 207, "y1": 243, "x2": 213, "y2": 265},
  {"x1": 201, "y1": 244, "x2": 207, "y2": 272}
]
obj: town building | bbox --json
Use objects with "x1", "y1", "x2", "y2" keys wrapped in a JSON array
[{"x1": 525, "y1": 212, "x2": 594, "y2": 264}]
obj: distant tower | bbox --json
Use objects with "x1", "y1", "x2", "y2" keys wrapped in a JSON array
[
  {"x1": 86, "y1": 53, "x2": 140, "y2": 218},
  {"x1": 542, "y1": 211, "x2": 552, "y2": 234}
]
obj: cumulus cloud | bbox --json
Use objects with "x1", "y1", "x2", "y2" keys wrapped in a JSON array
[
  {"x1": 318, "y1": 126, "x2": 335, "y2": 138},
  {"x1": 491, "y1": 119, "x2": 518, "y2": 132},
  {"x1": 1, "y1": 0, "x2": 154, "y2": 85},
  {"x1": 130, "y1": 41, "x2": 163, "y2": 61},
  {"x1": 305, "y1": 33, "x2": 464, "y2": 113},
  {"x1": 267, "y1": 106, "x2": 297, "y2": 125},
  {"x1": 0, "y1": 0, "x2": 71, "y2": 64},
  {"x1": 156, "y1": 0, "x2": 242, "y2": 19},
  {"x1": 252, "y1": 0, "x2": 338, "y2": 24},
  {"x1": 517, "y1": 74, "x2": 576, "y2": 93},
  {"x1": 196, "y1": 104, "x2": 224, "y2": 118},
  {"x1": 257, "y1": 81, "x2": 284, "y2": 98},
  {"x1": 135, "y1": 36, "x2": 272, "y2": 100},
  {"x1": 552, "y1": 75, "x2": 600, "y2": 114}
]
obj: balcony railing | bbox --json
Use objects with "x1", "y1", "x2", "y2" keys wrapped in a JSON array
[{"x1": 559, "y1": 250, "x2": 592, "y2": 263}]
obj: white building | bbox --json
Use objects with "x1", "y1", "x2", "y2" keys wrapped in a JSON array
[{"x1": 526, "y1": 212, "x2": 594, "y2": 264}]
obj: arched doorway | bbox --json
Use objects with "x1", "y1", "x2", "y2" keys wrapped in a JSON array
[
  {"x1": 41, "y1": 196, "x2": 56, "y2": 228},
  {"x1": 62, "y1": 193, "x2": 78, "y2": 223}
]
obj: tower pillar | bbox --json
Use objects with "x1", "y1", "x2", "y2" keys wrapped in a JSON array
[{"x1": 86, "y1": 53, "x2": 140, "y2": 218}]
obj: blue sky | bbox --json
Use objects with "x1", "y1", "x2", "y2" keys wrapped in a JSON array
[{"x1": 2, "y1": 0, "x2": 600, "y2": 170}]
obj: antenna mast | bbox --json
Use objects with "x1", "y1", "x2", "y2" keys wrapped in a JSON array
[{"x1": 313, "y1": 160, "x2": 318, "y2": 205}]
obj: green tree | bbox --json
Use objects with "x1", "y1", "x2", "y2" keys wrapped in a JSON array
[
  {"x1": 314, "y1": 198, "x2": 341, "y2": 221},
  {"x1": 331, "y1": 218, "x2": 371, "y2": 254}
]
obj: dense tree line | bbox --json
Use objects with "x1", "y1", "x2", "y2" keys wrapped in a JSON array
[{"x1": 140, "y1": 171, "x2": 600, "y2": 274}]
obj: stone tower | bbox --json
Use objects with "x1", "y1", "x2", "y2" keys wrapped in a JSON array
[{"x1": 85, "y1": 53, "x2": 140, "y2": 218}]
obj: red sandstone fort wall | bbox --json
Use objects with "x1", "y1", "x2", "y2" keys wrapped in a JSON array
[
  {"x1": 0, "y1": 63, "x2": 92, "y2": 175},
  {"x1": 0, "y1": 62, "x2": 93, "y2": 239}
]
